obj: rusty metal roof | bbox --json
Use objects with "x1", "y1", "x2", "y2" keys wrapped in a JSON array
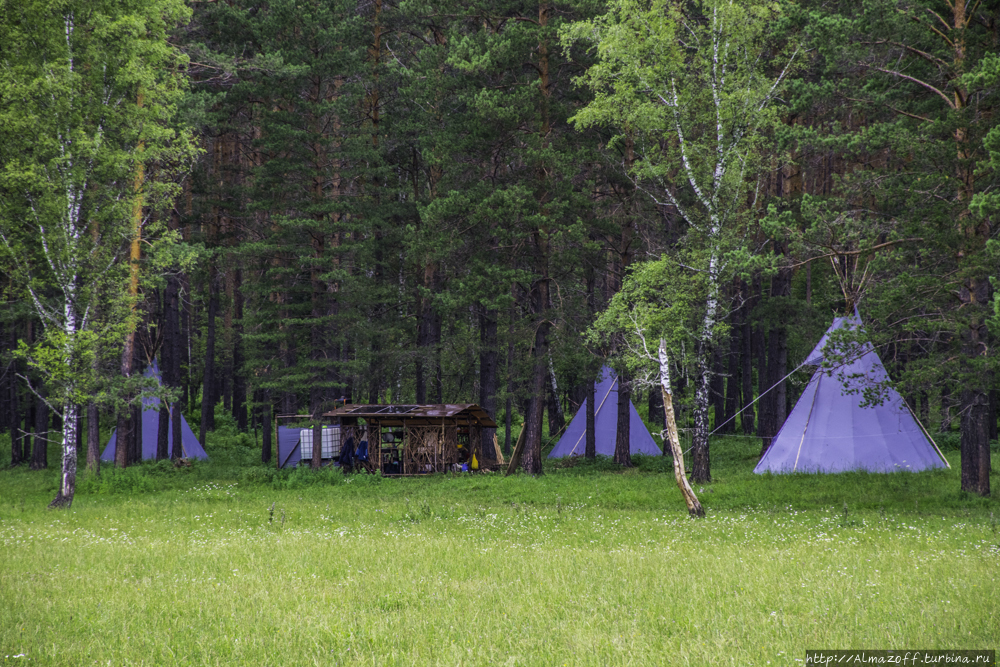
[{"x1": 322, "y1": 403, "x2": 497, "y2": 427}]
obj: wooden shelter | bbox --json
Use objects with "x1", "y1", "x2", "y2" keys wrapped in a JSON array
[{"x1": 322, "y1": 404, "x2": 497, "y2": 475}]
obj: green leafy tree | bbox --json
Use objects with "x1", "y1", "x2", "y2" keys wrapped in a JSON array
[
  {"x1": 565, "y1": 0, "x2": 799, "y2": 481},
  {"x1": 455, "y1": 0, "x2": 606, "y2": 473},
  {"x1": 0, "y1": 0, "x2": 197, "y2": 506},
  {"x1": 591, "y1": 258, "x2": 705, "y2": 514},
  {"x1": 186, "y1": 0, "x2": 398, "y2": 451}
]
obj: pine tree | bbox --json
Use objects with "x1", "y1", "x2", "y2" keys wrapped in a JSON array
[{"x1": 787, "y1": 0, "x2": 999, "y2": 495}]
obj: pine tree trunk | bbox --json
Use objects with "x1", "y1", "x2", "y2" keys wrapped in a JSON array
[
  {"x1": 774, "y1": 328, "x2": 788, "y2": 427},
  {"x1": 157, "y1": 405, "x2": 170, "y2": 461},
  {"x1": 755, "y1": 284, "x2": 771, "y2": 456},
  {"x1": 86, "y1": 401, "x2": 99, "y2": 473},
  {"x1": 282, "y1": 315, "x2": 297, "y2": 416},
  {"x1": 416, "y1": 309, "x2": 429, "y2": 405},
  {"x1": 433, "y1": 319, "x2": 443, "y2": 404},
  {"x1": 504, "y1": 306, "x2": 515, "y2": 457},
  {"x1": 546, "y1": 378, "x2": 560, "y2": 438},
  {"x1": 312, "y1": 419, "x2": 322, "y2": 470},
  {"x1": 115, "y1": 410, "x2": 132, "y2": 469},
  {"x1": 169, "y1": 274, "x2": 183, "y2": 460},
  {"x1": 478, "y1": 307, "x2": 499, "y2": 466},
  {"x1": 311, "y1": 303, "x2": 324, "y2": 467},
  {"x1": 648, "y1": 384, "x2": 664, "y2": 430},
  {"x1": 131, "y1": 400, "x2": 143, "y2": 466},
  {"x1": 232, "y1": 268, "x2": 247, "y2": 431},
  {"x1": 522, "y1": 360, "x2": 547, "y2": 474},
  {"x1": 522, "y1": 277, "x2": 550, "y2": 475},
  {"x1": 75, "y1": 408, "x2": 83, "y2": 459},
  {"x1": 990, "y1": 390, "x2": 998, "y2": 443},
  {"x1": 758, "y1": 263, "x2": 791, "y2": 458},
  {"x1": 958, "y1": 277, "x2": 991, "y2": 497},
  {"x1": 118, "y1": 96, "x2": 144, "y2": 469},
  {"x1": 0, "y1": 320, "x2": 6, "y2": 438},
  {"x1": 770, "y1": 263, "x2": 791, "y2": 438},
  {"x1": 710, "y1": 348, "x2": 725, "y2": 433},
  {"x1": 960, "y1": 389, "x2": 990, "y2": 496},
  {"x1": 158, "y1": 283, "x2": 173, "y2": 461},
  {"x1": 415, "y1": 265, "x2": 439, "y2": 405},
  {"x1": 614, "y1": 367, "x2": 632, "y2": 467},
  {"x1": 182, "y1": 272, "x2": 194, "y2": 413},
  {"x1": 310, "y1": 229, "x2": 326, "y2": 470},
  {"x1": 723, "y1": 301, "x2": 741, "y2": 435},
  {"x1": 740, "y1": 280, "x2": 755, "y2": 435},
  {"x1": 261, "y1": 390, "x2": 272, "y2": 464},
  {"x1": 9, "y1": 339, "x2": 23, "y2": 467},
  {"x1": 200, "y1": 268, "x2": 218, "y2": 445},
  {"x1": 504, "y1": 394, "x2": 513, "y2": 457},
  {"x1": 222, "y1": 359, "x2": 232, "y2": 412},
  {"x1": 759, "y1": 337, "x2": 779, "y2": 456},
  {"x1": 940, "y1": 384, "x2": 952, "y2": 433},
  {"x1": 11, "y1": 389, "x2": 23, "y2": 468},
  {"x1": 521, "y1": 0, "x2": 552, "y2": 477}
]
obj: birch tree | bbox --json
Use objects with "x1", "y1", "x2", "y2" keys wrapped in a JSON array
[
  {"x1": 591, "y1": 258, "x2": 704, "y2": 515},
  {"x1": 0, "y1": 0, "x2": 197, "y2": 507},
  {"x1": 565, "y1": 0, "x2": 799, "y2": 481}
]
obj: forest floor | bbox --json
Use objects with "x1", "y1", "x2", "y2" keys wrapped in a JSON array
[{"x1": 0, "y1": 425, "x2": 998, "y2": 666}]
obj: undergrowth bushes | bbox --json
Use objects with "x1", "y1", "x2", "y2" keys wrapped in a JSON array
[
  {"x1": 76, "y1": 459, "x2": 186, "y2": 495},
  {"x1": 236, "y1": 462, "x2": 381, "y2": 489}
]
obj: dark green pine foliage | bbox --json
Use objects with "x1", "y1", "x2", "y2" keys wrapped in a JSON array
[
  {"x1": 191, "y1": 0, "x2": 401, "y2": 439},
  {"x1": 383, "y1": 0, "x2": 610, "y2": 438},
  {"x1": 785, "y1": 0, "x2": 999, "y2": 494},
  {"x1": 389, "y1": 0, "x2": 527, "y2": 436},
  {"x1": 435, "y1": 0, "x2": 604, "y2": 472}
]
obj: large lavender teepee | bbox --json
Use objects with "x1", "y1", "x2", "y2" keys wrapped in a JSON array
[
  {"x1": 100, "y1": 365, "x2": 207, "y2": 462},
  {"x1": 548, "y1": 366, "x2": 662, "y2": 458},
  {"x1": 755, "y1": 316, "x2": 947, "y2": 474}
]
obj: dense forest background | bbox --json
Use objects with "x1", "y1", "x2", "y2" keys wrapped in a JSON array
[{"x1": 1, "y1": 0, "x2": 998, "y2": 503}]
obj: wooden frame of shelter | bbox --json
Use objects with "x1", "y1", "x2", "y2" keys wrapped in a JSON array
[{"x1": 321, "y1": 404, "x2": 497, "y2": 475}]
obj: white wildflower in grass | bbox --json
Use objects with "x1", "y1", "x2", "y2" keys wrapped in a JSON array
[{"x1": 0, "y1": 436, "x2": 993, "y2": 664}]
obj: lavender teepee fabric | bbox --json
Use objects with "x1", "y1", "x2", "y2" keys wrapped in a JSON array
[
  {"x1": 755, "y1": 317, "x2": 945, "y2": 474},
  {"x1": 548, "y1": 366, "x2": 661, "y2": 458},
  {"x1": 100, "y1": 365, "x2": 208, "y2": 461}
]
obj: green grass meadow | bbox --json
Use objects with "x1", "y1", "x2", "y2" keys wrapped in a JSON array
[{"x1": 1, "y1": 427, "x2": 998, "y2": 666}]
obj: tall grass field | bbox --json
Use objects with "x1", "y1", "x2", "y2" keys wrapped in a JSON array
[{"x1": 1, "y1": 429, "x2": 997, "y2": 666}]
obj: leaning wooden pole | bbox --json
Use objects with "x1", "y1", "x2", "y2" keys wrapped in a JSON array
[
  {"x1": 659, "y1": 339, "x2": 704, "y2": 518},
  {"x1": 505, "y1": 423, "x2": 528, "y2": 476}
]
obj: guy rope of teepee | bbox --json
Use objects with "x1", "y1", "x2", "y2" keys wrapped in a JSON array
[
  {"x1": 685, "y1": 340, "x2": 879, "y2": 458},
  {"x1": 705, "y1": 359, "x2": 812, "y2": 438}
]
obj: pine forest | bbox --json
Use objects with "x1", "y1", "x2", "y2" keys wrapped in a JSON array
[{"x1": 1, "y1": 0, "x2": 999, "y2": 507}]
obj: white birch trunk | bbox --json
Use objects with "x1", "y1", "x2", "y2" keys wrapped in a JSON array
[
  {"x1": 52, "y1": 296, "x2": 79, "y2": 507},
  {"x1": 691, "y1": 246, "x2": 720, "y2": 482},
  {"x1": 56, "y1": 401, "x2": 78, "y2": 506}
]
